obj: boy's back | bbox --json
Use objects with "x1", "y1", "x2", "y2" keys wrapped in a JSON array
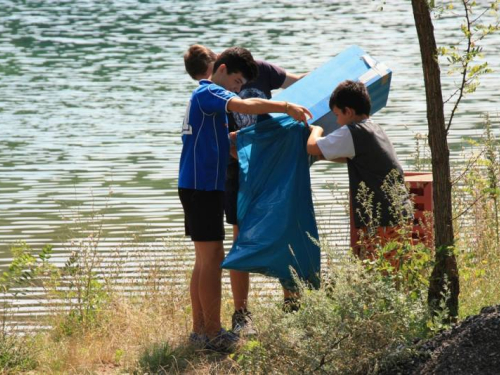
[{"x1": 345, "y1": 118, "x2": 408, "y2": 227}]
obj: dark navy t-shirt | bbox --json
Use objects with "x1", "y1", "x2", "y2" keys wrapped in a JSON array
[
  {"x1": 228, "y1": 60, "x2": 286, "y2": 132},
  {"x1": 226, "y1": 61, "x2": 286, "y2": 180}
]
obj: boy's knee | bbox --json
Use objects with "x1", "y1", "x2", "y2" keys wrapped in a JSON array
[{"x1": 196, "y1": 242, "x2": 225, "y2": 264}]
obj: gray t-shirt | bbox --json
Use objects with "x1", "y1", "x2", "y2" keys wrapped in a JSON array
[{"x1": 346, "y1": 119, "x2": 410, "y2": 227}]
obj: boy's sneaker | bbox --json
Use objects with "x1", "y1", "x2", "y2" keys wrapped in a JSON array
[
  {"x1": 205, "y1": 328, "x2": 239, "y2": 353},
  {"x1": 282, "y1": 297, "x2": 301, "y2": 313},
  {"x1": 188, "y1": 332, "x2": 208, "y2": 348},
  {"x1": 232, "y1": 309, "x2": 257, "y2": 337}
]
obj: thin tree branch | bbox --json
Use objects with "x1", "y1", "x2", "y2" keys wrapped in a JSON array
[
  {"x1": 471, "y1": 7, "x2": 490, "y2": 24},
  {"x1": 446, "y1": 0, "x2": 472, "y2": 134},
  {"x1": 472, "y1": 18, "x2": 500, "y2": 44},
  {"x1": 453, "y1": 191, "x2": 487, "y2": 221},
  {"x1": 312, "y1": 334, "x2": 350, "y2": 372},
  {"x1": 451, "y1": 148, "x2": 486, "y2": 186},
  {"x1": 444, "y1": 87, "x2": 461, "y2": 105}
]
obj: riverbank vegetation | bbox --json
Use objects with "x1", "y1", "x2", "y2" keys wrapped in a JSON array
[{"x1": 1, "y1": 116, "x2": 499, "y2": 374}]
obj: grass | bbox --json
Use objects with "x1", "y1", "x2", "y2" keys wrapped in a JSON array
[
  {"x1": 0, "y1": 230, "x2": 434, "y2": 374},
  {"x1": 0, "y1": 223, "x2": 498, "y2": 374},
  {"x1": 1, "y1": 118, "x2": 499, "y2": 374},
  {"x1": 0, "y1": 334, "x2": 37, "y2": 374}
]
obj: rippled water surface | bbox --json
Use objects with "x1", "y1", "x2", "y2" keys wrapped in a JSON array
[{"x1": 1, "y1": 0, "x2": 499, "y2": 326}]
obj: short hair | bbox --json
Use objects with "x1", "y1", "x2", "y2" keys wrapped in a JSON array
[
  {"x1": 212, "y1": 47, "x2": 258, "y2": 83},
  {"x1": 184, "y1": 44, "x2": 217, "y2": 80},
  {"x1": 329, "y1": 80, "x2": 371, "y2": 116}
]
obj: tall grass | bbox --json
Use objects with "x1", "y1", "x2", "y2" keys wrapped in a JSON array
[
  {"x1": 0, "y1": 116, "x2": 499, "y2": 374},
  {"x1": 0, "y1": 194, "x2": 434, "y2": 374},
  {"x1": 453, "y1": 114, "x2": 500, "y2": 318},
  {"x1": 233, "y1": 259, "x2": 430, "y2": 374}
]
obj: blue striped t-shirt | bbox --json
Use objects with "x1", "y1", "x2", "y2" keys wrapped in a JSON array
[{"x1": 178, "y1": 79, "x2": 236, "y2": 191}]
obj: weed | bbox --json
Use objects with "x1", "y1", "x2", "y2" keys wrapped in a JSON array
[
  {"x1": 453, "y1": 114, "x2": 500, "y2": 317},
  {"x1": 0, "y1": 334, "x2": 37, "y2": 374},
  {"x1": 235, "y1": 259, "x2": 430, "y2": 374},
  {"x1": 1, "y1": 116, "x2": 499, "y2": 373}
]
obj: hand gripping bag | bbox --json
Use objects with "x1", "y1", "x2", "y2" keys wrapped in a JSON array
[{"x1": 221, "y1": 115, "x2": 320, "y2": 290}]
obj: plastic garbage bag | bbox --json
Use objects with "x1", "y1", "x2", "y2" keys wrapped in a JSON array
[{"x1": 221, "y1": 115, "x2": 320, "y2": 290}]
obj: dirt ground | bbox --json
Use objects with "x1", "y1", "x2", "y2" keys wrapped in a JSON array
[{"x1": 381, "y1": 305, "x2": 500, "y2": 374}]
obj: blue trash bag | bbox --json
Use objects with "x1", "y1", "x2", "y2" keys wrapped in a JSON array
[{"x1": 221, "y1": 115, "x2": 320, "y2": 290}]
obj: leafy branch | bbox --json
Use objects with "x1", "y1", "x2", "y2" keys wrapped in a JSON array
[{"x1": 436, "y1": 0, "x2": 500, "y2": 133}]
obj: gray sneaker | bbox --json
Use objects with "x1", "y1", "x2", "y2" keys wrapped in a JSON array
[
  {"x1": 232, "y1": 309, "x2": 257, "y2": 337},
  {"x1": 188, "y1": 332, "x2": 208, "y2": 348},
  {"x1": 206, "y1": 328, "x2": 239, "y2": 353}
]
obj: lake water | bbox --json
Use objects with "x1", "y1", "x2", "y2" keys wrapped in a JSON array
[{"x1": 1, "y1": 0, "x2": 499, "y2": 327}]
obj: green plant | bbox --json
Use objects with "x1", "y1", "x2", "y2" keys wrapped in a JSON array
[
  {"x1": 0, "y1": 242, "x2": 55, "y2": 295},
  {"x1": 483, "y1": 114, "x2": 500, "y2": 245},
  {"x1": 137, "y1": 341, "x2": 194, "y2": 374},
  {"x1": 236, "y1": 260, "x2": 430, "y2": 374},
  {"x1": 412, "y1": 132, "x2": 432, "y2": 171},
  {"x1": 0, "y1": 243, "x2": 58, "y2": 374},
  {"x1": 54, "y1": 241, "x2": 109, "y2": 336},
  {"x1": 0, "y1": 335, "x2": 37, "y2": 374},
  {"x1": 351, "y1": 170, "x2": 434, "y2": 300},
  {"x1": 364, "y1": 240, "x2": 434, "y2": 301},
  {"x1": 452, "y1": 115, "x2": 500, "y2": 317}
]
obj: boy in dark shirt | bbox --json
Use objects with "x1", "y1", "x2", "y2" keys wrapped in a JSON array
[{"x1": 184, "y1": 44, "x2": 306, "y2": 335}]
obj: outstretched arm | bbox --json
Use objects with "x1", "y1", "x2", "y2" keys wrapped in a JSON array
[
  {"x1": 227, "y1": 97, "x2": 312, "y2": 126},
  {"x1": 281, "y1": 72, "x2": 307, "y2": 89}
]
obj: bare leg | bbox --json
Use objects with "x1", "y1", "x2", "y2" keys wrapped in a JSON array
[
  {"x1": 194, "y1": 240, "x2": 225, "y2": 338},
  {"x1": 190, "y1": 259, "x2": 205, "y2": 334},
  {"x1": 229, "y1": 225, "x2": 250, "y2": 311},
  {"x1": 283, "y1": 288, "x2": 300, "y2": 299},
  {"x1": 230, "y1": 270, "x2": 249, "y2": 311}
]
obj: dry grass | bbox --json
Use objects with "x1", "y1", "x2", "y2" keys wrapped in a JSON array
[
  {"x1": 16, "y1": 241, "x2": 285, "y2": 374},
  {"x1": 3, "y1": 117, "x2": 499, "y2": 374}
]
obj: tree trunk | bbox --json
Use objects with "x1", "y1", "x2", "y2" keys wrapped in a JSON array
[{"x1": 411, "y1": 0, "x2": 459, "y2": 320}]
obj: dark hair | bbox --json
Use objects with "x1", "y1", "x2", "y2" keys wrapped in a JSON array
[
  {"x1": 329, "y1": 80, "x2": 371, "y2": 116},
  {"x1": 184, "y1": 44, "x2": 217, "y2": 80},
  {"x1": 212, "y1": 47, "x2": 258, "y2": 83}
]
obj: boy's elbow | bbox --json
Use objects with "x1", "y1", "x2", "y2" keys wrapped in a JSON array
[
  {"x1": 306, "y1": 143, "x2": 315, "y2": 155},
  {"x1": 307, "y1": 142, "x2": 324, "y2": 157}
]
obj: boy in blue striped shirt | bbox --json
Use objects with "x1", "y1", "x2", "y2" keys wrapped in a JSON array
[{"x1": 179, "y1": 46, "x2": 311, "y2": 352}]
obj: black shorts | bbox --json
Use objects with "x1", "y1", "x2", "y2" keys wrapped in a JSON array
[
  {"x1": 224, "y1": 161, "x2": 239, "y2": 225},
  {"x1": 178, "y1": 188, "x2": 225, "y2": 241}
]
